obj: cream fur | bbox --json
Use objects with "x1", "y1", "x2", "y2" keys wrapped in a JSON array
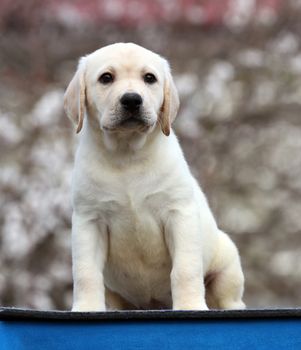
[{"x1": 64, "y1": 43, "x2": 245, "y2": 311}]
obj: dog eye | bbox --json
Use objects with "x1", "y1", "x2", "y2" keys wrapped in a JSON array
[
  {"x1": 99, "y1": 72, "x2": 114, "y2": 84},
  {"x1": 144, "y1": 73, "x2": 157, "y2": 84}
]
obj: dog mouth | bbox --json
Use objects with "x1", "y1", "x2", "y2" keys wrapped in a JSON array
[
  {"x1": 119, "y1": 116, "x2": 147, "y2": 128},
  {"x1": 111, "y1": 112, "x2": 152, "y2": 131},
  {"x1": 102, "y1": 110, "x2": 154, "y2": 132}
]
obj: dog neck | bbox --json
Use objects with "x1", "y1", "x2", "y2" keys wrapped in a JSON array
[
  {"x1": 102, "y1": 131, "x2": 149, "y2": 152},
  {"x1": 81, "y1": 117, "x2": 168, "y2": 168}
]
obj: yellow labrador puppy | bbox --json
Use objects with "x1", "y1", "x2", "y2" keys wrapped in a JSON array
[{"x1": 64, "y1": 43, "x2": 245, "y2": 311}]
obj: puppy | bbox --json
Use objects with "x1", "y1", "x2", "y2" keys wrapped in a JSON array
[{"x1": 64, "y1": 43, "x2": 245, "y2": 311}]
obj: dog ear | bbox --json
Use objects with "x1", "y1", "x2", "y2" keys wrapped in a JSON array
[
  {"x1": 160, "y1": 62, "x2": 180, "y2": 136},
  {"x1": 64, "y1": 58, "x2": 87, "y2": 133}
]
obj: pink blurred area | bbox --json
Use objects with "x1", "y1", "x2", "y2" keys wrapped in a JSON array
[{"x1": 0, "y1": 0, "x2": 284, "y2": 29}]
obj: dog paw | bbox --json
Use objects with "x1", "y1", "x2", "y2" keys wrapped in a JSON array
[
  {"x1": 72, "y1": 302, "x2": 106, "y2": 312},
  {"x1": 173, "y1": 301, "x2": 209, "y2": 311},
  {"x1": 221, "y1": 300, "x2": 246, "y2": 310}
]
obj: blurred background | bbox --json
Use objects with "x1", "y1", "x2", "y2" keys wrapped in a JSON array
[{"x1": 1, "y1": 0, "x2": 301, "y2": 310}]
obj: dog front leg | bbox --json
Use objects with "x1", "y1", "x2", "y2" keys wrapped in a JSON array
[
  {"x1": 71, "y1": 213, "x2": 107, "y2": 311},
  {"x1": 165, "y1": 211, "x2": 208, "y2": 310}
]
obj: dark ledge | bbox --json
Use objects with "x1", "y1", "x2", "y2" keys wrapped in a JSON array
[{"x1": 1, "y1": 307, "x2": 301, "y2": 322}]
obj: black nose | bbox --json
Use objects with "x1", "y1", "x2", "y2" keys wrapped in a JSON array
[{"x1": 120, "y1": 93, "x2": 142, "y2": 111}]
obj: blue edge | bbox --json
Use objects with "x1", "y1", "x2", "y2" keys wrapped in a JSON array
[{"x1": 1, "y1": 308, "x2": 301, "y2": 350}]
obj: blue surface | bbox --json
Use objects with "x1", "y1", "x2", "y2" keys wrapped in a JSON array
[{"x1": 1, "y1": 318, "x2": 301, "y2": 350}]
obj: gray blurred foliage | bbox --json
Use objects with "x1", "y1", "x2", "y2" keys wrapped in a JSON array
[{"x1": 1, "y1": 2, "x2": 301, "y2": 310}]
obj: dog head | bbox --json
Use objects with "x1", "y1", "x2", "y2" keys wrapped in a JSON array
[{"x1": 64, "y1": 43, "x2": 179, "y2": 137}]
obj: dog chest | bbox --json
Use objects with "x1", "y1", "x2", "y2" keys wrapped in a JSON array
[
  {"x1": 106, "y1": 199, "x2": 169, "y2": 265},
  {"x1": 101, "y1": 188, "x2": 172, "y2": 305}
]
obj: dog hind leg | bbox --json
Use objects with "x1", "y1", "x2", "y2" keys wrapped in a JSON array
[{"x1": 205, "y1": 231, "x2": 245, "y2": 310}]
